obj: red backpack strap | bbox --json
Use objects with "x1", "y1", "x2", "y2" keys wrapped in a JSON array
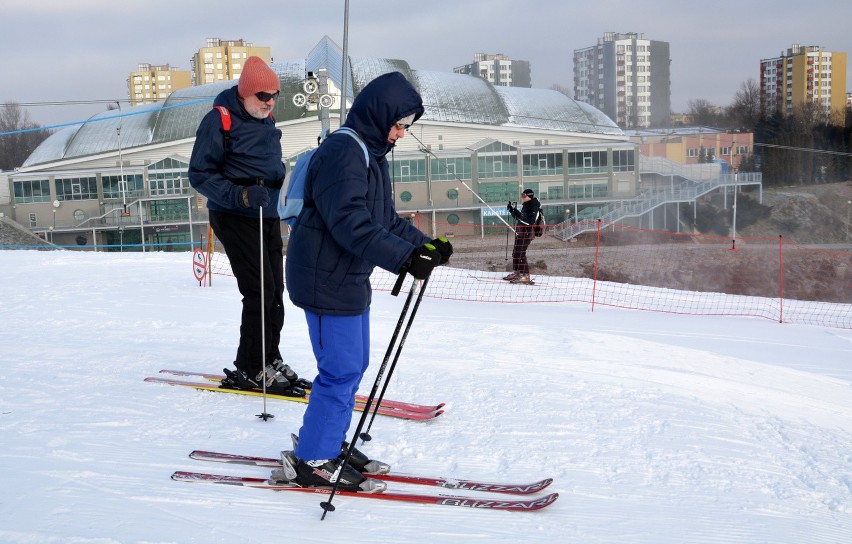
[
  {"x1": 214, "y1": 106, "x2": 232, "y2": 146},
  {"x1": 215, "y1": 106, "x2": 231, "y2": 130}
]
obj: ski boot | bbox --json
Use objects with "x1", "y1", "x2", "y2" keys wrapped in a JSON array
[
  {"x1": 262, "y1": 359, "x2": 313, "y2": 390},
  {"x1": 221, "y1": 366, "x2": 305, "y2": 398},
  {"x1": 288, "y1": 433, "x2": 390, "y2": 474},
  {"x1": 510, "y1": 274, "x2": 534, "y2": 285},
  {"x1": 271, "y1": 450, "x2": 386, "y2": 493}
]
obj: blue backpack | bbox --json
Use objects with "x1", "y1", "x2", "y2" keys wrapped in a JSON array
[{"x1": 279, "y1": 127, "x2": 369, "y2": 226}]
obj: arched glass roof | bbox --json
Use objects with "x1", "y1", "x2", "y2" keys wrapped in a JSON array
[
  {"x1": 150, "y1": 81, "x2": 232, "y2": 144},
  {"x1": 413, "y1": 70, "x2": 510, "y2": 125},
  {"x1": 494, "y1": 86, "x2": 619, "y2": 133},
  {"x1": 25, "y1": 37, "x2": 621, "y2": 167}
]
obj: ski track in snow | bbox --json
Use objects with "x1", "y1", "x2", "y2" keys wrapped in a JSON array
[{"x1": 0, "y1": 250, "x2": 850, "y2": 544}]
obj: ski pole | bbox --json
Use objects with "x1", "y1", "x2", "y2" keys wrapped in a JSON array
[
  {"x1": 505, "y1": 222, "x2": 510, "y2": 260},
  {"x1": 360, "y1": 275, "x2": 430, "y2": 443},
  {"x1": 256, "y1": 204, "x2": 273, "y2": 421},
  {"x1": 320, "y1": 275, "x2": 420, "y2": 519},
  {"x1": 505, "y1": 201, "x2": 516, "y2": 261}
]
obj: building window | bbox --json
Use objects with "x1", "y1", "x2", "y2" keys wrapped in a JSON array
[
  {"x1": 103, "y1": 174, "x2": 144, "y2": 199},
  {"x1": 612, "y1": 149, "x2": 635, "y2": 172},
  {"x1": 447, "y1": 214, "x2": 460, "y2": 225},
  {"x1": 149, "y1": 175, "x2": 190, "y2": 196},
  {"x1": 55, "y1": 176, "x2": 97, "y2": 201},
  {"x1": 522, "y1": 153, "x2": 563, "y2": 176},
  {"x1": 149, "y1": 198, "x2": 189, "y2": 222},
  {"x1": 543, "y1": 183, "x2": 564, "y2": 200},
  {"x1": 148, "y1": 158, "x2": 190, "y2": 196},
  {"x1": 392, "y1": 158, "x2": 427, "y2": 182},
  {"x1": 430, "y1": 157, "x2": 472, "y2": 181},
  {"x1": 13, "y1": 179, "x2": 50, "y2": 203},
  {"x1": 400, "y1": 191, "x2": 412, "y2": 202},
  {"x1": 570, "y1": 181, "x2": 609, "y2": 199},
  {"x1": 478, "y1": 181, "x2": 516, "y2": 203},
  {"x1": 446, "y1": 188, "x2": 459, "y2": 201},
  {"x1": 28, "y1": 213, "x2": 37, "y2": 227},
  {"x1": 477, "y1": 154, "x2": 517, "y2": 179},
  {"x1": 567, "y1": 151, "x2": 608, "y2": 174}
]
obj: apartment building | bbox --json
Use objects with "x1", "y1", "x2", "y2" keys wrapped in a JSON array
[
  {"x1": 574, "y1": 32, "x2": 671, "y2": 129},
  {"x1": 191, "y1": 38, "x2": 272, "y2": 85},
  {"x1": 759, "y1": 44, "x2": 848, "y2": 122},
  {"x1": 127, "y1": 64, "x2": 192, "y2": 106},
  {"x1": 454, "y1": 53, "x2": 531, "y2": 87}
]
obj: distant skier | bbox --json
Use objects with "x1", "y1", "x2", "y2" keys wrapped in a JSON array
[{"x1": 504, "y1": 188, "x2": 541, "y2": 285}]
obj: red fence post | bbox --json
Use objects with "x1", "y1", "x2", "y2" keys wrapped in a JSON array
[
  {"x1": 592, "y1": 219, "x2": 602, "y2": 312},
  {"x1": 778, "y1": 235, "x2": 784, "y2": 323}
]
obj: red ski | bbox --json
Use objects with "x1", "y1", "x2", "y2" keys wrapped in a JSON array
[
  {"x1": 158, "y1": 369, "x2": 443, "y2": 413},
  {"x1": 188, "y1": 450, "x2": 554, "y2": 495},
  {"x1": 144, "y1": 376, "x2": 443, "y2": 421},
  {"x1": 171, "y1": 471, "x2": 558, "y2": 511}
]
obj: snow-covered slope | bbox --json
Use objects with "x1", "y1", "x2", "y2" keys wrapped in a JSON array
[{"x1": 0, "y1": 251, "x2": 849, "y2": 544}]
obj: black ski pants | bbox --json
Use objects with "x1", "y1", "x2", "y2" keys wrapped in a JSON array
[
  {"x1": 511, "y1": 227, "x2": 534, "y2": 275},
  {"x1": 209, "y1": 210, "x2": 284, "y2": 376}
]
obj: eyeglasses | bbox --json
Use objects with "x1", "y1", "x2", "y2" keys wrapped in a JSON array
[
  {"x1": 255, "y1": 91, "x2": 280, "y2": 102},
  {"x1": 395, "y1": 123, "x2": 411, "y2": 130}
]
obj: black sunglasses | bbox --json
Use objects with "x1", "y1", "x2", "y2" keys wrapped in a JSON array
[{"x1": 255, "y1": 91, "x2": 280, "y2": 102}]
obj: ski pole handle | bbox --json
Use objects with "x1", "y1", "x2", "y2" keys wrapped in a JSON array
[{"x1": 391, "y1": 271, "x2": 406, "y2": 296}]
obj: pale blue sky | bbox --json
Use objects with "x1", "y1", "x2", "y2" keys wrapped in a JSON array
[{"x1": 3, "y1": 0, "x2": 851, "y2": 126}]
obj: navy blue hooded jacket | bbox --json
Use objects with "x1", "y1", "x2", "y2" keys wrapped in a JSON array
[
  {"x1": 285, "y1": 72, "x2": 431, "y2": 315},
  {"x1": 188, "y1": 86, "x2": 285, "y2": 219}
]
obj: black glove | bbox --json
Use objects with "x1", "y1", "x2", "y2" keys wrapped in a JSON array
[
  {"x1": 507, "y1": 201, "x2": 514, "y2": 213},
  {"x1": 430, "y1": 236, "x2": 453, "y2": 264},
  {"x1": 403, "y1": 244, "x2": 441, "y2": 280},
  {"x1": 241, "y1": 186, "x2": 270, "y2": 209}
]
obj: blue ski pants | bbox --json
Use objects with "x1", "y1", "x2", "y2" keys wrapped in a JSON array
[{"x1": 295, "y1": 309, "x2": 370, "y2": 461}]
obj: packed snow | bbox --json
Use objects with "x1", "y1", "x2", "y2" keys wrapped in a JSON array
[{"x1": 1, "y1": 250, "x2": 850, "y2": 544}]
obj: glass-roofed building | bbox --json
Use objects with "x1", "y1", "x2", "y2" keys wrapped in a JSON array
[{"x1": 5, "y1": 37, "x2": 636, "y2": 250}]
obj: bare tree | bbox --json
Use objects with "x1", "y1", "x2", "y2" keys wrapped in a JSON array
[
  {"x1": 727, "y1": 79, "x2": 762, "y2": 130},
  {"x1": 687, "y1": 99, "x2": 722, "y2": 127},
  {"x1": 0, "y1": 103, "x2": 51, "y2": 170}
]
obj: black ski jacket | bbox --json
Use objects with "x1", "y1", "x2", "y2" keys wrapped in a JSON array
[{"x1": 510, "y1": 197, "x2": 541, "y2": 234}]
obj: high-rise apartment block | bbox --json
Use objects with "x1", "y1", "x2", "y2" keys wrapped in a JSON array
[
  {"x1": 759, "y1": 44, "x2": 847, "y2": 122},
  {"x1": 191, "y1": 38, "x2": 272, "y2": 86},
  {"x1": 128, "y1": 64, "x2": 192, "y2": 106},
  {"x1": 454, "y1": 53, "x2": 531, "y2": 87},
  {"x1": 574, "y1": 32, "x2": 671, "y2": 128}
]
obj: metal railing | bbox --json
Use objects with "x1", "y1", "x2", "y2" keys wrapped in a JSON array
[
  {"x1": 73, "y1": 196, "x2": 203, "y2": 230},
  {"x1": 554, "y1": 157, "x2": 762, "y2": 241}
]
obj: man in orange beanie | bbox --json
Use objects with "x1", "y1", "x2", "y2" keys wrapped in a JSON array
[
  {"x1": 238, "y1": 56, "x2": 281, "y2": 119},
  {"x1": 189, "y1": 56, "x2": 309, "y2": 396}
]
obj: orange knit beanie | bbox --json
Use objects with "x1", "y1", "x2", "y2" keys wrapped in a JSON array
[{"x1": 238, "y1": 56, "x2": 280, "y2": 98}]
